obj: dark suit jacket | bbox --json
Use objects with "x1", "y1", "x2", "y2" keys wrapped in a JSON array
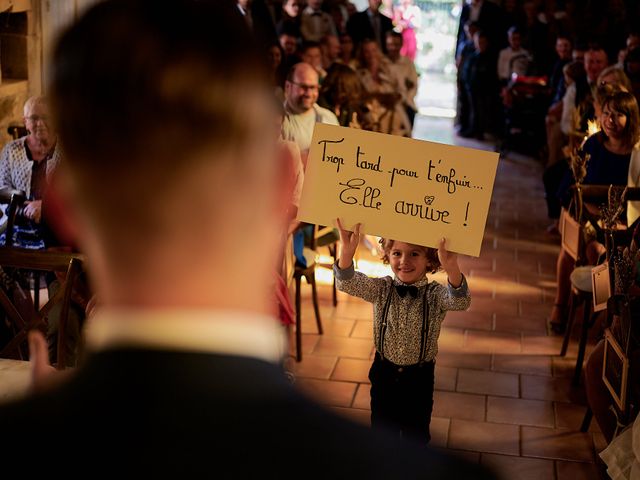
[
  {"x1": 456, "y1": 1, "x2": 505, "y2": 57},
  {"x1": 347, "y1": 9, "x2": 394, "y2": 54},
  {"x1": 0, "y1": 348, "x2": 497, "y2": 478}
]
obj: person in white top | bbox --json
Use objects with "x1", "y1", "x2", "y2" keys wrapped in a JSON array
[
  {"x1": 497, "y1": 26, "x2": 529, "y2": 85},
  {"x1": 560, "y1": 45, "x2": 608, "y2": 136},
  {"x1": 300, "y1": 0, "x2": 337, "y2": 42},
  {"x1": 282, "y1": 62, "x2": 339, "y2": 156},
  {"x1": 385, "y1": 30, "x2": 418, "y2": 126}
]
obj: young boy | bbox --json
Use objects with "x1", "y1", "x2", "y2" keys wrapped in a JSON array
[{"x1": 334, "y1": 219, "x2": 471, "y2": 445}]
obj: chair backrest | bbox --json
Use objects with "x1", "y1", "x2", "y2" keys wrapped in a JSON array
[
  {"x1": 0, "y1": 187, "x2": 26, "y2": 245},
  {"x1": 601, "y1": 295, "x2": 640, "y2": 427},
  {"x1": 0, "y1": 248, "x2": 85, "y2": 369},
  {"x1": 6, "y1": 125, "x2": 27, "y2": 140}
]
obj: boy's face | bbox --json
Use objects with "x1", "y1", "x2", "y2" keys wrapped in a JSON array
[{"x1": 388, "y1": 241, "x2": 430, "y2": 284}]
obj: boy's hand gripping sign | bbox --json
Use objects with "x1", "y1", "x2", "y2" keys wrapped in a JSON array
[{"x1": 297, "y1": 124, "x2": 499, "y2": 257}]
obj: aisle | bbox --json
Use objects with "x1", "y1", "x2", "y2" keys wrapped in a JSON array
[{"x1": 289, "y1": 119, "x2": 603, "y2": 480}]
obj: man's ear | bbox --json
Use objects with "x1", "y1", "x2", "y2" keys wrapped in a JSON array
[{"x1": 43, "y1": 170, "x2": 81, "y2": 249}]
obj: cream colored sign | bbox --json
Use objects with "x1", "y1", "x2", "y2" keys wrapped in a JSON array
[{"x1": 297, "y1": 124, "x2": 499, "y2": 257}]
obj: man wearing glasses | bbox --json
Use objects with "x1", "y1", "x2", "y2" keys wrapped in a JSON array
[{"x1": 282, "y1": 62, "x2": 339, "y2": 160}]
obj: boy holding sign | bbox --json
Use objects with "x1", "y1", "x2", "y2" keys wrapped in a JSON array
[{"x1": 334, "y1": 219, "x2": 470, "y2": 445}]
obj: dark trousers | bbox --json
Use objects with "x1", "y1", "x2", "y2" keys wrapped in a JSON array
[{"x1": 368, "y1": 352, "x2": 435, "y2": 446}]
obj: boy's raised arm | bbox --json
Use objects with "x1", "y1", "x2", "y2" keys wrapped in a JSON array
[
  {"x1": 337, "y1": 218, "x2": 361, "y2": 270},
  {"x1": 438, "y1": 237, "x2": 463, "y2": 288}
]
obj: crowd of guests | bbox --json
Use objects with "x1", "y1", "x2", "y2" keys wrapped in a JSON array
[
  {"x1": 2, "y1": 0, "x2": 640, "y2": 464},
  {"x1": 454, "y1": 0, "x2": 640, "y2": 146},
  {"x1": 240, "y1": 0, "x2": 420, "y2": 141},
  {"x1": 450, "y1": 0, "x2": 640, "y2": 460},
  {"x1": 257, "y1": 0, "x2": 422, "y2": 296},
  {"x1": 0, "y1": 0, "x2": 424, "y2": 370}
]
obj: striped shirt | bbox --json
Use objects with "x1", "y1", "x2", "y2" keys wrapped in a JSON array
[{"x1": 334, "y1": 264, "x2": 471, "y2": 366}]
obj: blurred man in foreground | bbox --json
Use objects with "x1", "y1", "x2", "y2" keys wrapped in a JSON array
[{"x1": 0, "y1": 1, "x2": 495, "y2": 477}]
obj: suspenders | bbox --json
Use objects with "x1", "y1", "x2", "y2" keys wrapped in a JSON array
[{"x1": 377, "y1": 281, "x2": 431, "y2": 364}]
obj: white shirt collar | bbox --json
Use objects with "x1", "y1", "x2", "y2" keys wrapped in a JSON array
[{"x1": 84, "y1": 308, "x2": 286, "y2": 364}]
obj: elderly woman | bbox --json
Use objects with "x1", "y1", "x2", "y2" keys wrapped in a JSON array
[{"x1": 0, "y1": 96, "x2": 61, "y2": 248}]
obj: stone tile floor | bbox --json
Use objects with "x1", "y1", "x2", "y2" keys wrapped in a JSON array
[{"x1": 286, "y1": 120, "x2": 606, "y2": 480}]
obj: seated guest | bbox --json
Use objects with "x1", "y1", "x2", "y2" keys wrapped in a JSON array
[
  {"x1": 625, "y1": 47, "x2": 640, "y2": 102},
  {"x1": 385, "y1": 30, "x2": 419, "y2": 127},
  {"x1": 497, "y1": 26, "x2": 530, "y2": 85},
  {"x1": 548, "y1": 36, "x2": 573, "y2": 106},
  {"x1": 276, "y1": 0, "x2": 303, "y2": 39},
  {"x1": 0, "y1": 96, "x2": 86, "y2": 365},
  {"x1": 0, "y1": 96, "x2": 60, "y2": 249},
  {"x1": 318, "y1": 62, "x2": 364, "y2": 127},
  {"x1": 542, "y1": 37, "x2": 574, "y2": 173},
  {"x1": 560, "y1": 44, "x2": 609, "y2": 137},
  {"x1": 338, "y1": 33, "x2": 357, "y2": 69},
  {"x1": 355, "y1": 38, "x2": 411, "y2": 136},
  {"x1": 267, "y1": 42, "x2": 287, "y2": 99},
  {"x1": 549, "y1": 90, "x2": 640, "y2": 333},
  {"x1": 0, "y1": 2, "x2": 498, "y2": 477},
  {"x1": 300, "y1": 41, "x2": 327, "y2": 82},
  {"x1": 320, "y1": 34, "x2": 342, "y2": 71},
  {"x1": 543, "y1": 61, "x2": 588, "y2": 232},
  {"x1": 282, "y1": 62, "x2": 339, "y2": 157},
  {"x1": 279, "y1": 30, "x2": 301, "y2": 74},
  {"x1": 300, "y1": 0, "x2": 337, "y2": 42}
]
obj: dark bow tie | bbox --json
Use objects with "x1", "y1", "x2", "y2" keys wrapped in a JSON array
[{"x1": 395, "y1": 285, "x2": 419, "y2": 298}]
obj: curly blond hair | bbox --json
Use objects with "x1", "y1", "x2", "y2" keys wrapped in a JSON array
[{"x1": 379, "y1": 238, "x2": 441, "y2": 274}]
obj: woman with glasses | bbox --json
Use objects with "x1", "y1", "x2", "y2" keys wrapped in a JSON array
[{"x1": 0, "y1": 96, "x2": 61, "y2": 248}]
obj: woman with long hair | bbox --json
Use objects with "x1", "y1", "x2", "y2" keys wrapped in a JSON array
[
  {"x1": 550, "y1": 90, "x2": 640, "y2": 333},
  {"x1": 318, "y1": 63, "x2": 364, "y2": 127}
]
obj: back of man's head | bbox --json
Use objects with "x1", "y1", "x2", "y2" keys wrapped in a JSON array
[
  {"x1": 52, "y1": 0, "x2": 270, "y2": 196},
  {"x1": 50, "y1": 0, "x2": 283, "y2": 304},
  {"x1": 51, "y1": 0, "x2": 277, "y2": 226}
]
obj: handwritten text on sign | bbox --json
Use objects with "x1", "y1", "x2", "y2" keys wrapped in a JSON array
[{"x1": 297, "y1": 124, "x2": 499, "y2": 257}]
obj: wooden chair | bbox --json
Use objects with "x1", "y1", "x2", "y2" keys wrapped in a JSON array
[
  {"x1": 581, "y1": 294, "x2": 640, "y2": 435},
  {"x1": 7, "y1": 125, "x2": 27, "y2": 141},
  {"x1": 313, "y1": 226, "x2": 339, "y2": 307},
  {"x1": 558, "y1": 185, "x2": 596, "y2": 363},
  {"x1": 0, "y1": 247, "x2": 84, "y2": 369},
  {"x1": 293, "y1": 224, "x2": 330, "y2": 362},
  {"x1": 561, "y1": 186, "x2": 640, "y2": 385},
  {"x1": 558, "y1": 186, "x2": 611, "y2": 381},
  {"x1": 0, "y1": 187, "x2": 26, "y2": 245}
]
